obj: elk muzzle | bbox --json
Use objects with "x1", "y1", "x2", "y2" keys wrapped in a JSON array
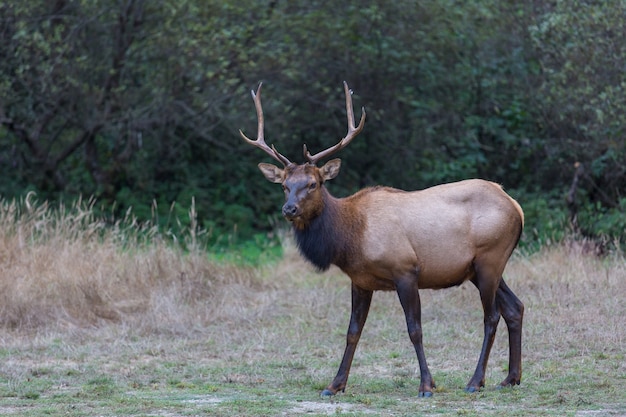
[{"x1": 282, "y1": 202, "x2": 300, "y2": 220}]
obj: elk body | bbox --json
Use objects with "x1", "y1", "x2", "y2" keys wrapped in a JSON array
[{"x1": 240, "y1": 82, "x2": 524, "y2": 397}]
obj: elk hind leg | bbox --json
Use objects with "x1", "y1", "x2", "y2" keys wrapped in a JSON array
[
  {"x1": 496, "y1": 278, "x2": 524, "y2": 387},
  {"x1": 467, "y1": 262, "x2": 502, "y2": 393},
  {"x1": 395, "y1": 274, "x2": 435, "y2": 397}
]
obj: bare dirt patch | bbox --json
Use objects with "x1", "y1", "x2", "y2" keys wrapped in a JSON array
[{"x1": 287, "y1": 400, "x2": 366, "y2": 415}]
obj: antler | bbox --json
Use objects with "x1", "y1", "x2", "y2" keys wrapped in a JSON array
[
  {"x1": 304, "y1": 81, "x2": 366, "y2": 165},
  {"x1": 239, "y1": 83, "x2": 292, "y2": 166}
]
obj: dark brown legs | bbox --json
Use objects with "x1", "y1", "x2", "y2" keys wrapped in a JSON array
[
  {"x1": 321, "y1": 283, "x2": 373, "y2": 397},
  {"x1": 322, "y1": 274, "x2": 523, "y2": 397},
  {"x1": 468, "y1": 273, "x2": 524, "y2": 392},
  {"x1": 496, "y1": 278, "x2": 524, "y2": 387},
  {"x1": 467, "y1": 270, "x2": 501, "y2": 392},
  {"x1": 395, "y1": 275, "x2": 436, "y2": 396}
]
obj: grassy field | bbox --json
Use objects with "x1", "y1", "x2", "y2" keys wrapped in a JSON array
[{"x1": 0, "y1": 198, "x2": 625, "y2": 416}]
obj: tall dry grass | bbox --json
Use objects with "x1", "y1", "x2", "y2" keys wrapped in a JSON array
[
  {"x1": 0, "y1": 194, "x2": 257, "y2": 331},
  {"x1": 508, "y1": 242, "x2": 626, "y2": 360},
  {"x1": 0, "y1": 191, "x2": 624, "y2": 375}
]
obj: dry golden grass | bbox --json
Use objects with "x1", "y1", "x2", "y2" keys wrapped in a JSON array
[
  {"x1": 1, "y1": 194, "x2": 624, "y2": 354},
  {"x1": 0, "y1": 194, "x2": 257, "y2": 330}
]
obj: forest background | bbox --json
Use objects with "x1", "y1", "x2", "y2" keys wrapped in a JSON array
[{"x1": 1, "y1": 0, "x2": 625, "y2": 253}]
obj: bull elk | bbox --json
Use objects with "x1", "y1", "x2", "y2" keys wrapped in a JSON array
[{"x1": 240, "y1": 82, "x2": 524, "y2": 397}]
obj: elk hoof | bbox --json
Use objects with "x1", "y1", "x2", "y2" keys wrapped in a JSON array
[
  {"x1": 465, "y1": 386, "x2": 481, "y2": 393},
  {"x1": 418, "y1": 391, "x2": 433, "y2": 398},
  {"x1": 499, "y1": 375, "x2": 521, "y2": 388},
  {"x1": 320, "y1": 389, "x2": 335, "y2": 398}
]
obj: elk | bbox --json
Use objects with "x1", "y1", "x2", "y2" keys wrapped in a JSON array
[{"x1": 240, "y1": 82, "x2": 524, "y2": 397}]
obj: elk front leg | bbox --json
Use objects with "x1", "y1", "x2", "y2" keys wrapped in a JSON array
[
  {"x1": 321, "y1": 283, "x2": 373, "y2": 397},
  {"x1": 395, "y1": 275, "x2": 435, "y2": 397}
]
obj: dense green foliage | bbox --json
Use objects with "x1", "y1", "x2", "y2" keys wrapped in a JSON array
[{"x1": 0, "y1": 0, "x2": 624, "y2": 247}]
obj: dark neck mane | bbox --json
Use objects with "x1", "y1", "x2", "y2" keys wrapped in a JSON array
[{"x1": 293, "y1": 188, "x2": 352, "y2": 271}]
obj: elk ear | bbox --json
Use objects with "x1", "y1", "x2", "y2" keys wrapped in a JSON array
[
  {"x1": 258, "y1": 163, "x2": 284, "y2": 183},
  {"x1": 319, "y1": 158, "x2": 341, "y2": 181}
]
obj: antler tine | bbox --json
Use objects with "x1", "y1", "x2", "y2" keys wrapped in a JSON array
[
  {"x1": 305, "y1": 81, "x2": 366, "y2": 165},
  {"x1": 239, "y1": 82, "x2": 291, "y2": 166}
]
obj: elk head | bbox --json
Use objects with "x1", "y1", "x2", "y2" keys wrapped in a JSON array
[{"x1": 240, "y1": 82, "x2": 366, "y2": 228}]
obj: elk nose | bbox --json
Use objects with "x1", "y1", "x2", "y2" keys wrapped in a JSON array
[{"x1": 282, "y1": 203, "x2": 299, "y2": 218}]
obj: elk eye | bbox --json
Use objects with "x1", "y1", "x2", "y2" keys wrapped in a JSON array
[{"x1": 308, "y1": 182, "x2": 317, "y2": 191}]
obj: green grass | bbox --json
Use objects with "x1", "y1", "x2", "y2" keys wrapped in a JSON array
[
  {"x1": 207, "y1": 233, "x2": 283, "y2": 266},
  {"x1": 0, "y1": 335, "x2": 624, "y2": 416}
]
